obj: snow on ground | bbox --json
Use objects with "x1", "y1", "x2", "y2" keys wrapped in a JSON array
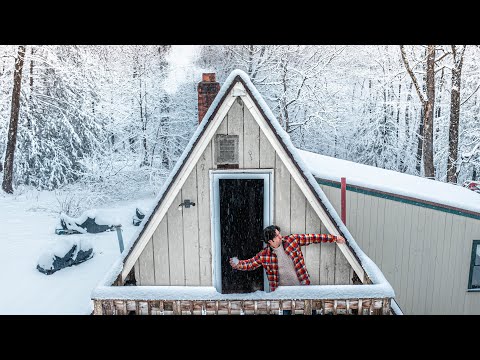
[{"x1": 0, "y1": 189, "x2": 156, "y2": 315}]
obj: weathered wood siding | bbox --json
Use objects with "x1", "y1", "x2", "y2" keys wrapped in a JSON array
[
  {"x1": 135, "y1": 97, "x2": 353, "y2": 287},
  {"x1": 319, "y1": 183, "x2": 480, "y2": 314}
]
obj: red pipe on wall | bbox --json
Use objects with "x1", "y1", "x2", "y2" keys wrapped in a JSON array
[{"x1": 341, "y1": 177, "x2": 346, "y2": 225}]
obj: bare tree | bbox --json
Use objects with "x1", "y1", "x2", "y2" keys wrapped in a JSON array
[
  {"x1": 447, "y1": 45, "x2": 467, "y2": 184},
  {"x1": 276, "y1": 45, "x2": 345, "y2": 134},
  {"x1": 2, "y1": 45, "x2": 26, "y2": 193},
  {"x1": 400, "y1": 45, "x2": 436, "y2": 178},
  {"x1": 27, "y1": 46, "x2": 35, "y2": 129}
]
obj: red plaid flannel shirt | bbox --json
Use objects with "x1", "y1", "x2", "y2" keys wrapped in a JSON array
[{"x1": 234, "y1": 233, "x2": 338, "y2": 292}]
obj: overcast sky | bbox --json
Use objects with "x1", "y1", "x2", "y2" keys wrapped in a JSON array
[{"x1": 164, "y1": 45, "x2": 202, "y2": 94}]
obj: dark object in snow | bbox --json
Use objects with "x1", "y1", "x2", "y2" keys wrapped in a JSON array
[
  {"x1": 37, "y1": 240, "x2": 94, "y2": 275},
  {"x1": 55, "y1": 228, "x2": 79, "y2": 235},
  {"x1": 463, "y1": 180, "x2": 480, "y2": 194},
  {"x1": 132, "y1": 207, "x2": 145, "y2": 226},
  {"x1": 55, "y1": 211, "x2": 117, "y2": 235}
]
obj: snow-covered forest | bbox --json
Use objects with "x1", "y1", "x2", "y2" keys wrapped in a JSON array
[{"x1": 1, "y1": 45, "x2": 480, "y2": 213}]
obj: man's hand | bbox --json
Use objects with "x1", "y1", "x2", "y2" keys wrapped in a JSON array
[
  {"x1": 336, "y1": 236, "x2": 346, "y2": 244},
  {"x1": 229, "y1": 257, "x2": 239, "y2": 268}
]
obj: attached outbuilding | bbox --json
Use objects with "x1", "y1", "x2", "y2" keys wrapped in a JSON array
[{"x1": 299, "y1": 150, "x2": 480, "y2": 315}]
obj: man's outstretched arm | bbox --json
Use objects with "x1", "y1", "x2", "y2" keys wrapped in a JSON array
[
  {"x1": 229, "y1": 253, "x2": 262, "y2": 271},
  {"x1": 286, "y1": 233, "x2": 345, "y2": 246}
]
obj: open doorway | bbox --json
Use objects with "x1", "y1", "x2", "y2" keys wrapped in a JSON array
[{"x1": 211, "y1": 170, "x2": 273, "y2": 294}]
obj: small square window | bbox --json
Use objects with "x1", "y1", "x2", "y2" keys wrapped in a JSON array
[{"x1": 468, "y1": 240, "x2": 480, "y2": 290}]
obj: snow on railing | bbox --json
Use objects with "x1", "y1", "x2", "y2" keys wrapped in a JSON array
[{"x1": 91, "y1": 281, "x2": 395, "y2": 315}]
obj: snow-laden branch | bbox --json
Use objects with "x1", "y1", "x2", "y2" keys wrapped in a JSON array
[{"x1": 400, "y1": 45, "x2": 426, "y2": 104}]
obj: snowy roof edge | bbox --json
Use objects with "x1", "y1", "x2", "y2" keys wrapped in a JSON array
[{"x1": 299, "y1": 149, "x2": 480, "y2": 218}]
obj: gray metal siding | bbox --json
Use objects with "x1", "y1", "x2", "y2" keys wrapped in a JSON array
[{"x1": 320, "y1": 183, "x2": 480, "y2": 314}]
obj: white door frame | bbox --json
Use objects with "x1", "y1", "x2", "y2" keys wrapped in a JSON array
[{"x1": 210, "y1": 169, "x2": 274, "y2": 293}]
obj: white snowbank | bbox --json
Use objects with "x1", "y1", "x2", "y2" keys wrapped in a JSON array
[{"x1": 0, "y1": 189, "x2": 156, "y2": 314}]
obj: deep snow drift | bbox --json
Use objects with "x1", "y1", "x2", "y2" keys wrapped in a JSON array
[{"x1": 0, "y1": 189, "x2": 155, "y2": 315}]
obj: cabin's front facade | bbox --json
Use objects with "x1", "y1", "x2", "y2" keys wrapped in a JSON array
[{"x1": 91, "y1": 70, "x2": 395, "y2": 315}]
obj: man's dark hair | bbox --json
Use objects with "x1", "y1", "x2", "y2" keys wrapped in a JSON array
[{"x1": 263, "y1": 225, "x2": 280, "y2": 243}]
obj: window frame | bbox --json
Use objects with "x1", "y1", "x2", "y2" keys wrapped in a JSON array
[{"x1": 467, "y1": 240, "x2": 480, "y2": 291}]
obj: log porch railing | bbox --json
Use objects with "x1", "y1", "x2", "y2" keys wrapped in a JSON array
[
  {"x1": 92, "y1": 282, "x2": 394, "y2": 315},
  {"x1": 93, "y1": 258, "x2": 396, "y2": 315},
  {"x1": 93, "y1": 297, "x2": 392, "y2": 315}
]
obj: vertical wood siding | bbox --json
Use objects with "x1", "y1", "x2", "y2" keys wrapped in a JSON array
[
  {"x1": 429, "y1": 211, "x2": 447, "y2": 313},
  {"x1": 196, "y1": 142, "x2": 213, "y2": 285},
  {"x1": 318, "y1": 186, "x2": 339, "y2": 285},
  {"x1": 167, "y1": 192, "x2": 185, "y2": 285},
  {"x1": 325, "y1": 183, "x2": 351, "y2": 284},
  {"x1": 243, "y1": 102, "x2": 260, "y2": 168},
  {"x1": 259, "y1": 127, "x2": 275, "y2": 168},
  {"x1": 305, "y1": 201, "x2": 321, "y2": 284},
  {"x1": 182, "y1": 167, "x2": 200, "y2": 285},
  {"x1": 227, "y1": 99, "x2": 244, "y2": 168},
  {"x1": 275, "y1": 152, "x2": 291, "y2": 234},
  {"x1": 138, "y1": 233, "x2": 155, "y2": 285},
  {"x1": 153, "y1": 217, "x2": 170, "y2": 285},
  {"x1": 135, "y1": 98, "x2": 353, "y2": 288}
]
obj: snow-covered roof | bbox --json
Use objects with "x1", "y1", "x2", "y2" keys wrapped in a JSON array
[
  {"x1": 299, "y1": 149, "x2": 480, "y2": 216},
  {"x1": 93, "y1": 69, "x2": 394, "y2": 300}
]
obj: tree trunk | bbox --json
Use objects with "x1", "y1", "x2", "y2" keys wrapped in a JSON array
[
  {"x1": 280, "y1": 58, "x2": 289, "y2": 132},
  {"x1": 401, "y1": 81, "x2": 413, "y2": 173},
  {"x1": 396, "y1": 83, "x2": 401, "y2": 169},
  {"x1": 447, "y1": 45, "x2": 466, "y2": 184},
  {"x1": 2, "y1": 45, "x2": 26, "y2": 194},
  {"x1": 381, "y1": 85, "x2": 387, "y2": 166},
  {"x1": 416, "y1": 106, "x2": 424, "y2": 175},
  {"x1": 139, "y1": 66, "x2": 149, "y2": 167},
  {"x1": 423, "y1": 45, "x2": 436, "y2": 179},
  {"x1": 28, "y1": 46, "x2": 34, "y2": 129},
  {"x1": 247, "y1": 45, "x2": 253, "y2": 75},
  {"x1": 436, "y1": 68, "x2": 444, "y2": 119},
  {"x1": 400, "y1": 45, "x2": 429, "y2": 176},
  {"x1": 447, "y1": 67, "x2": 461, "y2": 183}
]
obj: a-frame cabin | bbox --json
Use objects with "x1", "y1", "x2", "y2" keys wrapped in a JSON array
[{"x1": 92, "y1": 70, "x2": 395, "y2": 315}]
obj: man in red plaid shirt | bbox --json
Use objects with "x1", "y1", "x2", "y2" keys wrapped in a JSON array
[{"x1": 229, "y1": 225, "x2": 345, "y2": 292}]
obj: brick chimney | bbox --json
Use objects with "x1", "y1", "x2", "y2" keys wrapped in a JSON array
[{"x1": 197, "y1": 73, "x2": 220, "y2": 123}]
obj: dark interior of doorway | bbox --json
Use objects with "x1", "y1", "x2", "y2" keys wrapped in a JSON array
[{"x1": 220, "y1": 178, "x2": 264, "y2": 294}]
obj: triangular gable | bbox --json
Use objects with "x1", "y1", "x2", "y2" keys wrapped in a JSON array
[{"x1": 120, "y1": 69, "x2": 366, "y2": 283}]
